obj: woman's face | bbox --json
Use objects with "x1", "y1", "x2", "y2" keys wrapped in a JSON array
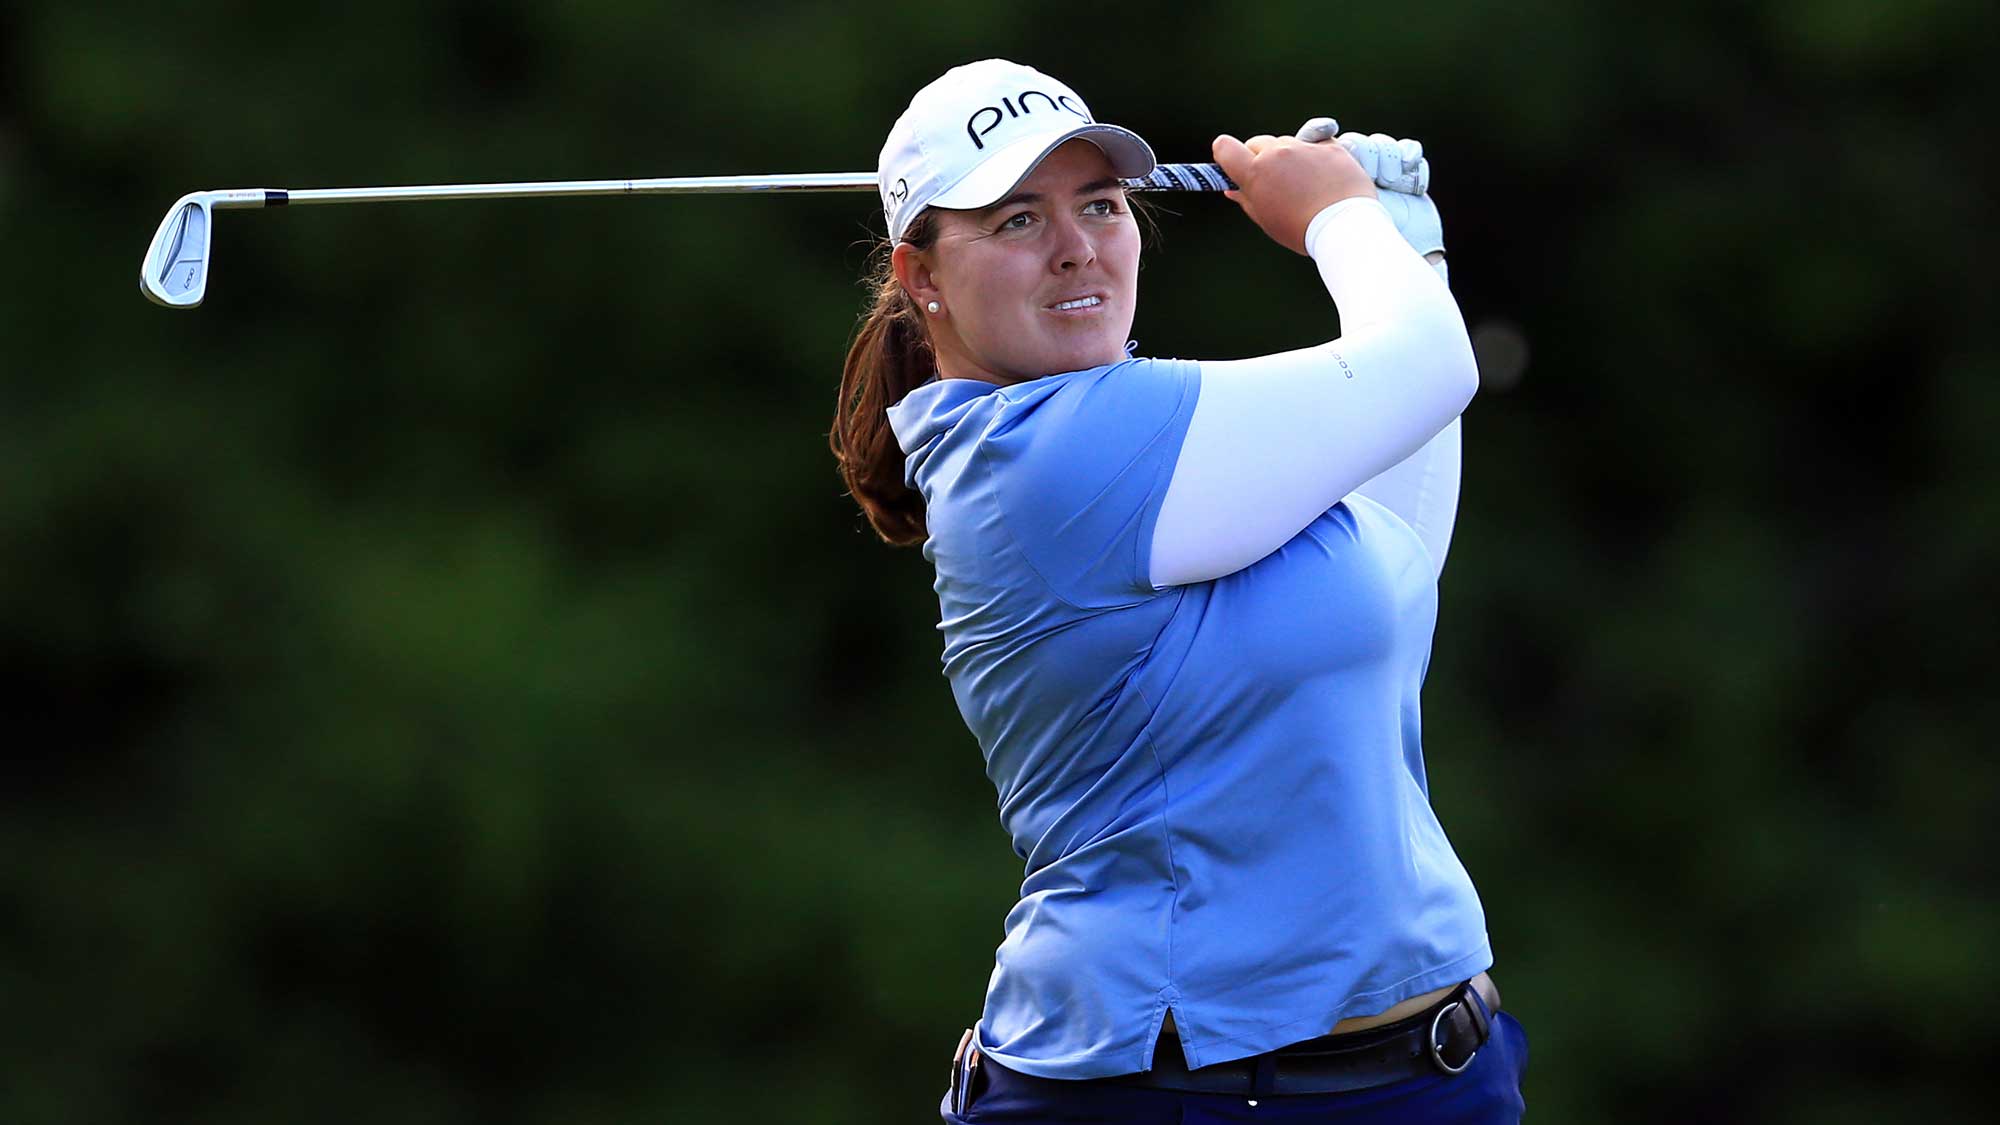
[{"x1": 896, "y1": 140, "x2": 1141, "y2": 385}]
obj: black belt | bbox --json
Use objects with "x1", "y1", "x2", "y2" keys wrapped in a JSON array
[{"x1": 1105, "y1": 974, "x2": 1501, "y2": 1096}]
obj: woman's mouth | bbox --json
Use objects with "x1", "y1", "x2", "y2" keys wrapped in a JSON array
[{"x1": 1048, "y1": 294, "x2": 1104, "y2": 313}]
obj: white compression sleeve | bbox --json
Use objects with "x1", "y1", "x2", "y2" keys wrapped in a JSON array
[
  {"x1": 1347, "y1": 254, "x2": 1464, "y2": 577},
  {"x1": 1350, "y1": 415, "x2": 1461, "y2": 576},
  {"x1": 1149, "y1": 199, "x2": 1477, "y2": 589}
]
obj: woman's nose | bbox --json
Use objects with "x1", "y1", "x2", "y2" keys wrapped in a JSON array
[{"x1": 1050, "y1": 217, "x2": 1096, "y2": 272}]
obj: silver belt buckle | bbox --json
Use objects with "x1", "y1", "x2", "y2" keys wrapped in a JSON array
[{"x1": 1428, "y1": 1001, "x2": 1477, "y2": 1075}]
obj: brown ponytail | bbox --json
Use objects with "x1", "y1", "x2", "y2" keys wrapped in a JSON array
[{"x1": 830, "y1": 212, "x2": 939, "y2": 547}]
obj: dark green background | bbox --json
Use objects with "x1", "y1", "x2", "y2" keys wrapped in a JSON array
[{"x1": 6, "y1": 1, "x2": 1994, "y2": 1121}]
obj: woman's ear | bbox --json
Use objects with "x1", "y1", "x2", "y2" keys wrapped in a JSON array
[{"x1": 891, "y1": 242, "x2": 941, "y2": 310}]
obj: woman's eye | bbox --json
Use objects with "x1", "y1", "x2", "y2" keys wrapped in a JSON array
[
  {"x1": 1084, "y1": 198, "x2": 1118, "y2": 216},
  {"x1": 1001, "y1": 212, "x2": 1035, "y2": 230}
]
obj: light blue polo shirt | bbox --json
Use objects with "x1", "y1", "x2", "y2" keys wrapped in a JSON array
[{"x1": 887, "y1": 357, "x2": 1490, "y2": 1080}]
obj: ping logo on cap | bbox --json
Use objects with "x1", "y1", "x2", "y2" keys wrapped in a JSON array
[
  {"x1": 876, "y1": 59, "x2": 1154, "y2": 243},
  {"x1": 964, "y1": 90, "x2": 1092, "y2": 150}
]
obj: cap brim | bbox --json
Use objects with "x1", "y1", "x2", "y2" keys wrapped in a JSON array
[{"x1": 929, "y1": 124, "x2": 1156, "y2": 212}]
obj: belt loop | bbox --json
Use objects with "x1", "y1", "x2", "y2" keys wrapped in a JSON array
[
  {"x1": 949, "y1": 1029, "x2": 974, "y2": 1114},
  {"x1": 1252, "y1": 1052, "x2": 1277, "y2": 1096},
  {"x1": 1460, "y1": 980, "x2": 1493, "y2": 1043}
]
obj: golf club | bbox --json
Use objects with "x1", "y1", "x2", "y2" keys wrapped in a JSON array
[{"x1": 139, "y1": 163, "x2": 1240, "y2": 310}]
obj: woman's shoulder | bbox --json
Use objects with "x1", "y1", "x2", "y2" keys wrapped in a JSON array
[
  {"x1": 1021, "y1": 354, "x2": 1196, "y2": 392},
  {"x1": 985, "y1": 356, "x2": 1199, "y2": 435},
  {"x1": 919, "y1": 357, "x2": 1205, "y2": 611},
  {"x1": 895, "y1": 357, "x2": 1199, "y2": 486}
]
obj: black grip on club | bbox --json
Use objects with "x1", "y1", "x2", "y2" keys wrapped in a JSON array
[{"x1": 1125, "y1": 163, "x2": 1236, "y2": 193}]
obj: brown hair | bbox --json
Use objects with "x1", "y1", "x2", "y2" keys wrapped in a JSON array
[{"x1": 830, "y1": 211, "x2": 939, "y2": 547}]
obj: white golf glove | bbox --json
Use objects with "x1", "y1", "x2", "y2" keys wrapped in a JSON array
[{"x1": 1294, "y1": 118, "x2": 1445, "y2": 263}]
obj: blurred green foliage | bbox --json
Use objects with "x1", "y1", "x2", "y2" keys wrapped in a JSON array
[{"x1": 4, "y1": 1, "x2": 1995, "y2": 1121}]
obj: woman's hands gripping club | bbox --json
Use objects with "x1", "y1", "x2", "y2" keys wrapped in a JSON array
[
  {"x1": 1315, "y1": 123, "x2": 1444, "y2": 261},
  {"x1": 1210, "y1": 129, "x2": 1376, "y2": 255},
  {"x1": 1212, "y1": 119, "x2": 1440, "y2": 259}
]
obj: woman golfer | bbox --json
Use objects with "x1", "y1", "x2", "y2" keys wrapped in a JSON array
[{"x1": 831, "y1": 59, "x2": 1526, "y2": 1123}]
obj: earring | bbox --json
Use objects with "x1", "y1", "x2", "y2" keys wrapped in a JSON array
[{"x1": 927, "y1": 301, "x2": 941, "y2": 314}]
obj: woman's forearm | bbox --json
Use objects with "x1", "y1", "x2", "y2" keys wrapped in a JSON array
[{"x1": 1149, "y1": 200, "x2": 1476, "y2": 589}]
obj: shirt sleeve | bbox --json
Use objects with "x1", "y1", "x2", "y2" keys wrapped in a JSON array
[
  {"x1": 980, "y1": 358, "x2": 1203, "y2": 610},
  {"x1": 1149, "y1": 199, "x2": 1477, "y2": 589}
]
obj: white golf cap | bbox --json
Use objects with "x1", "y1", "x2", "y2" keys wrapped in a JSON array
[{"x1": 878, "y1": 59, "x2": 1156, "y2": 244}]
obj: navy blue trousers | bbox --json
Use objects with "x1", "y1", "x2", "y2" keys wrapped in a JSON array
[{"x1": 940, "y1": 1012, "x2": 1528, "y2": 1124}]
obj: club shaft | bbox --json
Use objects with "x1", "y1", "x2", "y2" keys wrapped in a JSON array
[
  {"x1": 142, "y1": 162, "x2": 1237, "y2": 308},
  {"x1": 210, "y1": 163, "x2": 1234, "y2": 209}
]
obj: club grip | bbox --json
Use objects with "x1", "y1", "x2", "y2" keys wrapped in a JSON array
[{"x1": 1125, "y1": 163, "x2": 1236, "y2": 193}]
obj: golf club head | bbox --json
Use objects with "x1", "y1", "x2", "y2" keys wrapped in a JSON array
[{"x1": 141, "y1": 192, "x2": 214, "y2": 308}]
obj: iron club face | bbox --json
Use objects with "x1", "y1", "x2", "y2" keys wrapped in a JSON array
[
  {"x1": 140, "y1": 189, "x2": 273, "y2": 308},
  {"x1": 140, "y1": 193, "x2": 212, "y2": 308}
]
